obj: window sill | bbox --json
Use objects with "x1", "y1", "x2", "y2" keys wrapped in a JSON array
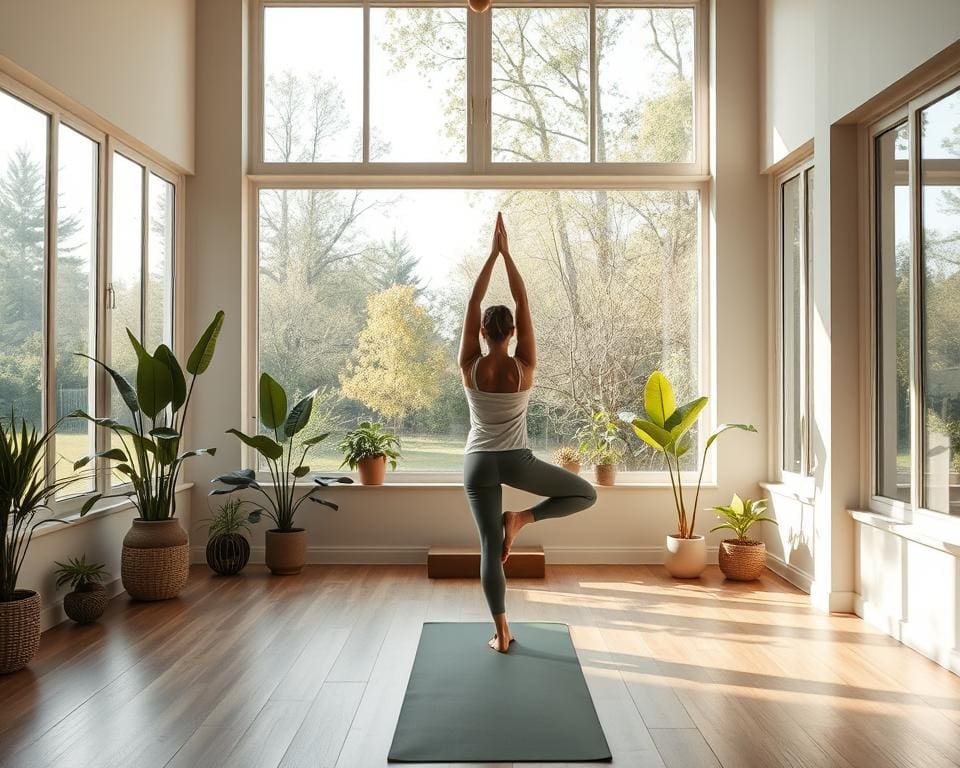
[
  {"x1": 850, "y1": 508, "x2": 960, "y2": 556},
  {"x1": 258, "y1": 476, "x2": 717, "y2": 490},
  {"x1": 30, "y1": 483, "x2": 195, "y2": 540}
]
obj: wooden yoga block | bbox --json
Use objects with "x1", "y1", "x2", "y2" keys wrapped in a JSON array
[{"x1": 427, "y1": 546, "x2": 545, "y2": 578}]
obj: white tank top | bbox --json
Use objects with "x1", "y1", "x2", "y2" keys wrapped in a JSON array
[{"x1": 463, "y1": 355, "x2": 531, "y2": 453}]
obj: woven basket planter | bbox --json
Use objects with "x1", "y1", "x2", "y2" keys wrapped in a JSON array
[
  {"x1": 63, "y1": 584, "x2": 108, "y2": 624},
  {"x1": 206, "y1": 534, "x2": 250, "y2": 576},
  {"x1": 0, "y1": 590, "x2": 41, "y2": 674},
  {"x1": 121, "y1": 518, "x2": 189, "y2": 601},
  {"x1": 718, "y1": 539, "x2": 766, "y2": 581}
]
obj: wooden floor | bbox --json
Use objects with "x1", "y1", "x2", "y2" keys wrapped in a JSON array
[{"x1": 2, "y1": 565, "x2": 960, "y2": 768}]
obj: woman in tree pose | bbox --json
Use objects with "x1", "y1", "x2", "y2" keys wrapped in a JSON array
[{"x1": 459, "y1": 212, "x2": 598, "y2": 653}]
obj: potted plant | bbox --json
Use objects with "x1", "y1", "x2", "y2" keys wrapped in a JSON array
[
  {"x1": 553, "y1": 445, "x2": 582, "y2": 474},
  {"x1": 214, "y1": 372, "x2": 352, "y2": 575},
  {"x1": 54, "y1": 555, "x2": 109, "y2": 624},
  {"x1": 338, "y1": 421, "x2": 401, "y2": 485},
  {"x1": 202, "y1": 499, "x2": 251, "y2": 576},
  {"x1": 710, "y1": 495, "x2": 778, "y2": 581},
  {"x1": 625, "y1": 371, "x2": 756, "y2": 579},
  {"x1": 576, "y1": 411, "x2": 625, "y2": 486},
  {"x1": 71, "y1": 310, "x2": 225, "y2": 601},
  {"x1": 0, "y1": 415, "x2": 75, "y2": 673}
]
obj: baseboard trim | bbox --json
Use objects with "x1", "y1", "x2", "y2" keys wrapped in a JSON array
[
  {"x1": 41, "y1": 576, "x2": 126, "y2": 631},
  {"x1": 189, "y1": 544, "x2": 720, "y2": 566},
  {"x1": 855, "y1": 595, "x2": 960, "y2": 676},
  {"x1": 809, "y1": 583, "x2": 856, "y2": 614},
  {"x1": 763, "y1": 552, "x2": 813, "y2": 593}
]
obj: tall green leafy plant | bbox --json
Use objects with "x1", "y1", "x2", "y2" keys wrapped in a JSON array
[
  {"x1": 213, "y1": 373, "x2": 352, "y2": 531},
  {"x1": 0, "y1": 416, "x2": 76, "y2": 602},
  {"x1": 624, "y1": 371, "x2": 756, "y2": 539},
  {"x1": 576, "y1": 410, "x2": 626, "y2": 466},
  {"x1": 71, "y1": 311, "x2": 226, "y2": 520}
]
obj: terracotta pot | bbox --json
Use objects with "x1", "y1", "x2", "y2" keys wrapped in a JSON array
[
  {"x1": 718, "y1": 539, "x2": 767, "y2": 581},
  {"x1": 265, "y1": 528, "x2": 307, "y2": 575},
  {"x1": 121, "y1": 518, "x2": 189, "y2": 601},
  {"x1": 468, "y1": 0, "x2": 492, "y2": 13},
  {"x1": 0, "y1": 590, "x2": 41, "y2": 674},
  {"x1": 560, "y1": 461, "x2": 581, "y2": 474},
  {"x1": 664, "y1": 534, "x2": 706, "y2": 578},
  {"x1": 358, "y1": 455, "x2": 387, "y2": 485},
  {"x1": 206, "y1": 534, "x2": 251, "y2": 576},
  {"x1": 63, "y1": 584, "x2": 108, "y2": 624},
  {"x1": 594, "y1": 464, "x2": 617, "y2": 486}
]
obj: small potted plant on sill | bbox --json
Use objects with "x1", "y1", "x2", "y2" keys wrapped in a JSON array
[
  {"x1": 214, "y1": 372, "x2": 352, "y2": 575},
  {"x1": 624, "y1": 371, "x2": 756, "y2": 579},
  {"x1": 0, "y1": 415, "x2": 76, "y2": 673},
  {"x1": 710, "y1": 495, "x2": 777, "y2": 581},
  {"x1": 553, "y1": 445, "x2": 582, "y2": 474},
  {"x1": 54, "y1": 555, "x2": 109, "y2": 624},
  {"x1": 71, "y1": 310, "x2": 226, "y2": 601},
  {"x1": 338, "y1": 422, "x2": 401, "y2": 486},
  {"x1": 202, "y1": 499, "x2": 251, "y2": 576},
  {"x1": 576, "y1": 411, "x2": 625, "y2": 486}
]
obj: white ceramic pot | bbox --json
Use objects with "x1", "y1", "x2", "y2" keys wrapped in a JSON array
[{"x1": 663, "y1": 534, "x2": 706, "y2": 579}]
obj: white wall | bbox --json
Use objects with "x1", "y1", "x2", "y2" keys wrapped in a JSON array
[
  {"x1": 759, "y1": 0, "x2": 814, "y2": 169},
  {"x1": 184, "y1": 0, "x2": 770, "y2": 567},
  {"x1": 0, "y1": 0, "x2": 196, "y2": 172}
]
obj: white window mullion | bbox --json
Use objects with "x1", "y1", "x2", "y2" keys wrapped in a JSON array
[
  {"x1": 362, "y1": 2, "x2": 371, "y2": 164},
  {"x1": 589, "y1": 2, "x2": 597, "y2": 164},
  {"x1": 43, "y1": 113, "x2": 59, "y2": 481},
  {"x1": 908, "y1": 105, "x2": 924, "y2": 512}
]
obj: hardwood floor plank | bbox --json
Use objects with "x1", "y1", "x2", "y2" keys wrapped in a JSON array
[
  {"x1": 278, "y1": 681, "x2": 365, "y2": 768},
  {"x1": 649, "y1": 728, "x2": 721, "y2": 768}
]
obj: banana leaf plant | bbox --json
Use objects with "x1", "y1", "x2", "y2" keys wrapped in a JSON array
[
  {"x1": 1, "y1": 415, "x2": 81, "y2": 602},
  {"x1": 622, "y1": 371, "x2": 756, "y2": 539},
  {"x1": 70, "y1": 310, "x2": 226, "y2": 520},
  {"x1": 212, "y1": 372, "x2": 352, "y2": 531}
]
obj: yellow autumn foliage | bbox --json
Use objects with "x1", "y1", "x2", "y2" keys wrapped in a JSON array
[{"x1": 340, "y1": 285, "x2": 447, "y2": 420}]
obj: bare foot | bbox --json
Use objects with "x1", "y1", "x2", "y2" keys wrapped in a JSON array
[
  {"x1": 501, "y1": 510, "x2": 531, "y2": 563},
  {"x1": 487, "y1": 632, "x2": 515, "y2": 653}
]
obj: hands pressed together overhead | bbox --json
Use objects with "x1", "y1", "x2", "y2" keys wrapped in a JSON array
[{"x1": 489, "y1": 211, "x2": 511, "y2": 259}]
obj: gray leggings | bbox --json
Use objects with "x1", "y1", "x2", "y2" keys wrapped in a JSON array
[{"x1": 463, "y1": 448, "x2": 598, "y2": 615}]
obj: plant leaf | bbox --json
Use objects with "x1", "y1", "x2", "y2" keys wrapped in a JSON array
[
  {"x1": 226, "y1": 428, "x2": 283, "y2": 461},
  {"x1": 629, "y1": 419, "x2": 672, "y2": 451},
  {"x1": 301, "y1": 432, "x2": 331, "y2": 447},
  {"x1": 214, "y1": 468, "x2": 257, "y2": 485},
  {"x1": 186, "y1": 310, "x2": 225, "y2": 375},
  {"x1": 284, "y1": 390, "x2": 316, "y2": 437},
  {"x1": 314, "y1": 475, "x2": 354, "y2": 486},
  {"x1": 665, "y1": 396, "x2": 708, "y2": 437},
  {"x1": 128, "y1": 329, "x2": 174, "y2": 419},
  {"x1": 177, "y1": 447, "x2": 216, "y2": 460},
  {"x1": 705, "y1": 423, "x2": 757, "y2": 451},
  {"x1": 154, "y1": 344, "x2": 187, "y2": 411},
  {"x1": 259, "y1": 372, "x2": 288, "y2": 431},
  {"x1": 79, "y1": 494, "x2": 102, "y2": 516},
  {"x1": 75, "y1": 353, "x2": 139, "y2": 414},
  {"x1": 73, "y1": 448, "x2": 127, "y2": 470},
  {"x1": 292, "y1": 465, "x2": 310, "y2": 478},
  {"x1": 308, "y1": 496, "x2": 339, "y2": 511},
  {"x1": 644, "y1": 371, "x2": 676, "y2": 428},
  {"x1": 150, "y1": 427, "x2": 180, "y2": 440}
]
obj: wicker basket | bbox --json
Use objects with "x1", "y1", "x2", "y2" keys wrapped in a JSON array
[
  {"x1": 0, "y1": 590, "x2": 41, "y2": 674},
  {"x1": 121, "y1": 519, "x2": 189, "y2": 601},
  {"x1": 63, "y1": 585, "x2": 108, "y2": 624},
  {"x1": 718, "y1": 539, "x2": 766, "y2": 581},
  {"x1": 206, "y1": 534, "x2": 250, "y2": 576}
]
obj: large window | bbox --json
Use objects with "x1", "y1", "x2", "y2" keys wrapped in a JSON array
[
  {"x1": 0, "y1": 78, "x2": 180, "y2": 506},
  {"x1": 257, "y1": 187, "x2": 702, "y2": 473},
  {"x1": 777, "y1": 160, "x2": 814, "y2": 478},
  {"x1": 873, "y1": 79, "x2": 960, "y2": 513},
  {"x1": 255, "y1": 2, "x2": 704, "y2": 172},
  {"x1": 252, "y1": 1, "x2": 708, "y2": 479}
]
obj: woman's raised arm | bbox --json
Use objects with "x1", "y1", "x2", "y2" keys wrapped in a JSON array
[
  {"x1": 458, "y1": 218, "x2": 500, "y2": 369},
  {"x1": 497, "y1": 214, "x2": 536, "y2": 369}
]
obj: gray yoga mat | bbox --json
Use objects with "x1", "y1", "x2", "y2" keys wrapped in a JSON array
[{"x1": 388, "y1": 622, "x2": 612, "y2": 763}]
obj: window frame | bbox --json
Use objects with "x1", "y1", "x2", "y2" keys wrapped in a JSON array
[
  {"x1": 867, "y1": 72, "x2": 960, "y2": 521},
  {"x1": 0, "y1": 69, "x2": 185, "y2": 516},
  {"x1": 249, "y1": 0, "x2": 709, "y2": 178},
  {"x1": 774, "y1": 157, "x2": 814, "y2": 484}
]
